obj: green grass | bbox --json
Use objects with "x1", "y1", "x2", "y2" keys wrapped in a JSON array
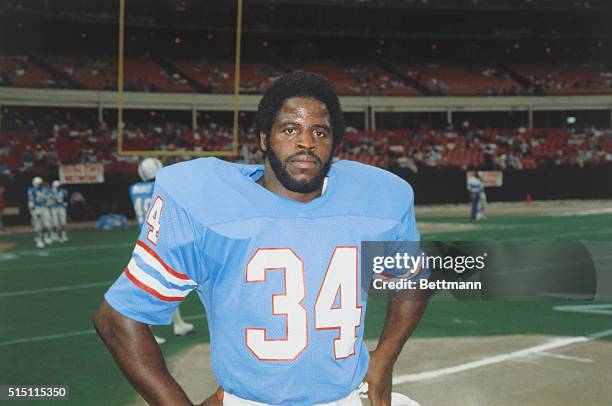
[{"x1": 0, "y1": 213, "x2": 610, "y2": 404}]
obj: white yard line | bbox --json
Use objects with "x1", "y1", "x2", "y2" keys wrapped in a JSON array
[
  {"x1": 536, "y1": 352, "x2": 593, "y2": 363},
  {"x1": 392, "y1": 328, "x2": 612, "y2": 385},
  {"x1": 8, "y1": 242, "x2": 133, "y2": 256},
  {"x1": 0, "y1": 281, "x2": 113, "y2": 298},
  {"x1": 555, "y1": 208, "x2": 612, "y2": 216},
  {"x1": 553, "y1": 304, "x2": 612, "y2": 316},
  {"x1": 0, "y1": 315, "x2": 206, "y2": 347},
  {"x1": 0, "y1": 329, "x2": 96, "y2": 347}
]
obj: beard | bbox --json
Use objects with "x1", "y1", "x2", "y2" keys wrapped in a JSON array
[{"x1": 266, "y1": 142, "x2": 331, "y2": 194}]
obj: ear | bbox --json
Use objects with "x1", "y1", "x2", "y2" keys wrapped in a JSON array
[{"x1": 259, "y1": 131, "x2": 268, "y2": 152}]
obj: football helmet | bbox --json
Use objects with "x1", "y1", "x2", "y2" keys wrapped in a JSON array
[{"x1": 138, "y1": 158, "x2": 163, "y2": 182}]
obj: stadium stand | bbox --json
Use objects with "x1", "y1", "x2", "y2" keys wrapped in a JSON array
[
  {"x1": 41, "y1": 54, "x2": 193, "y2": 92},
  {"x1": 2, "y1": 109, "x2": 610, "y2": 176},
  {"x1": 3, "y1": 54, "x2": 610, "y2": 96},
  {"x1": 0, "y1": 55, "x2": 57, "y2": 88},
  {"x1": 510, "y1": 63, "x2": 612, "y2": 95},
  {"x1": 397, "y1": 62, "x2": 525, "y2": 96}
]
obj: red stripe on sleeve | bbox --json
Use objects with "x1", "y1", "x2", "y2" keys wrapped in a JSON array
[
  {"x1": 136, "y1": 240, "x2": 192, "y2": 280},
  {"x1": 124, "y1": 268, "x2": 184, "y2": 302}
]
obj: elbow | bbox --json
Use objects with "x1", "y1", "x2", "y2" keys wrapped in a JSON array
[
  {"x1": 92, "y1": 307, "x2": 104, "y2": 336},
  {"x1": 92, "y1": 302, "x2": 112, "y2": 339}
]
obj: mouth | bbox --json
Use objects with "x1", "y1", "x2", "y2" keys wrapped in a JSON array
[{"x1": 287, "y1": 155, "x2": 320, "y2": 170}]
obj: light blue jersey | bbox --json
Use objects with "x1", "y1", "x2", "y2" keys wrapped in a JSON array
[
  {"x1": 128, "y1": 181, "x2": 155, "y2": 225},
  {"x1": 105, "y1": 158, "x2": 420, "y2": 405},
  {"x1": 27, "y1": 186, "x2": 47, "y2": 210},
  {"x1": 48, "y1": 188, "x2": 69, "y2": 209}
]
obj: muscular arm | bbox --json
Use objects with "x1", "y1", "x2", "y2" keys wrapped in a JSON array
[
  {"x1": 93, "y1": 300, "x2": 192, "y2": 406},
  {"x1": 365, "y1": 293, "x2": 428, "y2": 406}
]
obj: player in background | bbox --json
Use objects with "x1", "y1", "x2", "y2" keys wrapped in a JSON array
[
  {"x1": 467, "y1": 172, "x2": 486, "y2": 221},
  {"x1": 27, "y1": 177, "x2": 52, "y2": 248},
  {"x1": 49, "y1": 180, "x2": 69, "y2": 242},
  {"x1": 129, "y1": 158, "x2": 195, "y2": 345}
]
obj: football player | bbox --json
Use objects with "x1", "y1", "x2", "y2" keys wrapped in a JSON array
[
  {"x1": 49, "y1": 180, "x2": 69, "y2": 242},
  {"x1": 94, "y1": 73, "x2": 428, "y2": 405},
  {"x1": 467, "y1": 172, "x2": 486, "y2": 221},
  {"x1": 27, "y1": 177, "x2": 52, "y2": 248},
  {"x1": 128, "y1": 157, "x2": 195, "y2": 345}
]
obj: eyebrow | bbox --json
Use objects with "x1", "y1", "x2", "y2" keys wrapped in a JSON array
[
  {"x1": 278, "y1": 120, "x2": 301, "y2": 127},
  {"x1": 312, "y1": 123, "x2": 332, "y2": 131},
  {"x1": 278, "y1": 121, "x2": 332, "y2": 131}
]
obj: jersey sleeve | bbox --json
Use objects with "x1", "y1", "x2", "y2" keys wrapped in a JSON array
[
  {"x1": 27, "y1": 188, "x2": 34, "y2": 210},
  {"x1": 104, "y1": 182, "x2": 202, "y2": 325}
]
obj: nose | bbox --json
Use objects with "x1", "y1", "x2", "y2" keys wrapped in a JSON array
[{"x1": 296, "y1": 132, "x2": 316, "y2": 151}]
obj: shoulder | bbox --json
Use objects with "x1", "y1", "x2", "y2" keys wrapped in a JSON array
[
  {"x1": 333, "y1": 160, "x2": 414, "y2": 201},
  {"x1": 331, "y1": 160, "x2": 415, "y2": 220},
  {"x1": 157, "y1": 158, "x2": 236, "y2": 193},
  {"x1": 154, "y1": 158, "x2": 254, "y2": 220}
]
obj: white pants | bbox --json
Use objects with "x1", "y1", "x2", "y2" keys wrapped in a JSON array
[
  {"x1": 223, "y1": 389, "x2": 361, "y2": 406},
  {"x1": 32, "y1": 207, "x2": 52, "y2": 231},
  {"x1": 51, "y1": 207, "x2": 67, "y2": 227}
]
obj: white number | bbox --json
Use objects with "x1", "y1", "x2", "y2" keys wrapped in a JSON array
[
  {"x1": 146, "y1": 196, "x2": 164, "y2": 245},
  {"x1": 315, "y1": 247, "x2": 362, "y2": 359},
  {"x1": 245, "y1": 246, "x2": 361, "y2": 361},
  {"x1": 245, "y1": 248, "x2": 307, "y2": 361},
  {"x1": 134, "y1": 197, "x2": 153, "y2": 224}
]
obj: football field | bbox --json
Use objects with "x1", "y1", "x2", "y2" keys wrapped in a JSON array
[{"x1": 1, "y1": 209, "x2": 611, "y2": 405}]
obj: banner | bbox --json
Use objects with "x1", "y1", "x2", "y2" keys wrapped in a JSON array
[
  {"x1": 466, "y1": 170, "x2": 503, "y2": 187},
  {"x1": 59, "y1": 164, "x2": 105, "y2": 184}
]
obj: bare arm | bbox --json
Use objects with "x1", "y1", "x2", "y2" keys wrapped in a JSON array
[
  {"x1": 365, "y1": 293, "x2": 428, "y2": 406},
  {"x1": 93, "y1": 300, "x2": 192, "y2": 406}
]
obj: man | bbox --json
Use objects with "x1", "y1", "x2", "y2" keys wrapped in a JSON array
[
  {"x1": 128, "y1": 157, "x2": 195, "y2": 345},
  {"x1": 49, "y1": 180, "x2": 69, "y2": 242},
  {"x1": 94, "y1": 72, "x2": 427, "y2": 405},
  {"x1": 27, "y1": 177, "x2": 52, "y2": 248},
  {"x1": 466, "y1": 172, "x2": 486, "y2": 221}
]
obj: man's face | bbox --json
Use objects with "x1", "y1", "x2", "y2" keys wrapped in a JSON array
[{"x1": 261, "y1": 97, "x2": 334, "y2": 194}]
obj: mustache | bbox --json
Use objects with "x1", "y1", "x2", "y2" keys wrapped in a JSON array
[{"x1": 285, "y1": 151, "x2": 323, "y2": 166}]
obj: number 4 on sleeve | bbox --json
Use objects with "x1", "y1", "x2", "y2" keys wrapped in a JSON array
[{"x1": 146, "y1": 196, "x2": 164, "y2": 245}]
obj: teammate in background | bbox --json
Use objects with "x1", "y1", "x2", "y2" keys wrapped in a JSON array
[
  {"x1": 49, "y1": 180, "x2": 69, "y2": 242},
  {"x1": 467, "y1": 172, "x2": 486, "y2": 221},
  {"x1": 95, "y1": 73, "x2": 428, "y2": 405},
  {"x1": 128, "y1": 157, "x2": 195, "y2": 345},
  {"x1": 28, "y1": 177, "x2": 52, "y2": 248}
]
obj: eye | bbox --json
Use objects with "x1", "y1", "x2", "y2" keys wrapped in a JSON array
[
  {"x1": 285, "y1": 128, "x2": 296, "y2": 135},
  {"x1": 315, "y1": 130, "x2": 326, "y2": 138}
]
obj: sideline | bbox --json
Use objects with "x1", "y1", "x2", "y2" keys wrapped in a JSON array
[{"x1": 392, "y1": 328, "x2": 612, "y2": 384}]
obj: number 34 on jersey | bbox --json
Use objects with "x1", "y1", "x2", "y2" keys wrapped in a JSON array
[{"x1": 245, "y1": 247, "x2": 362, "y2": 362}]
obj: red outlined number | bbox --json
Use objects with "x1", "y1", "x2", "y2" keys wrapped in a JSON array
[
  {"x1": 245, "y1": 248, "x2": 308, "y2": 361},
  {"x1": 314, "y1": 246, "x2": 362, "y2": 359},
  {"x1": 245, "y1": 246, "x2": 362, "y2": 362},
  {"x1": 146, "y1": 196, "x2": 164, "y2": 245}
]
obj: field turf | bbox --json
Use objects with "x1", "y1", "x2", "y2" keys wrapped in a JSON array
[{"x1": 0, "y1": 213, "x2": 610, "y2": 405}]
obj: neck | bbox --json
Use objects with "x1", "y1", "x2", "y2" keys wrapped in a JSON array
[{"x1": 258, "y1": 161, "x2": 323, "y2": 203}]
